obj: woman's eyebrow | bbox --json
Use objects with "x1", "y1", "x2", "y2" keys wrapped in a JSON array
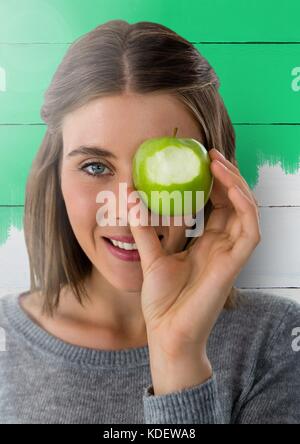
[{"x1": 66, "y1": 146, "x2": 117, "y2": 159}]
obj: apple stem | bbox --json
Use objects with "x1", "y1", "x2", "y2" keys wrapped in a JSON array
[{"x1": 173, "y1": 127, "x2": 178, "y2": 138}]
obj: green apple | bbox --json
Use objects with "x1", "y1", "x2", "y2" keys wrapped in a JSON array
[{"x1": 132, "y1": 127, "x2": 214, "y2": 216}]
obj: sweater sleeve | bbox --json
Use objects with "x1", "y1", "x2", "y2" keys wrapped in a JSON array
[
  {"x1": 142, "y1": 373, "x2": 224, "y2": 424},
  {"x1": 233, "y1": 300, "x2": 300, "y2": 424},
  {"x1": 142, "y1": 299, "x2": 300, "y2": 424}
]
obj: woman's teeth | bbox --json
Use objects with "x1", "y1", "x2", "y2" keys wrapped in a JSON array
[{"x1": 110, "y1": 239, "x2": 138, "y2": 250}]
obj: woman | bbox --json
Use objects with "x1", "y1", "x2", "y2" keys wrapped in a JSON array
[{"x1": 0, "y1": 20, "x2": 299, "y2": 424}]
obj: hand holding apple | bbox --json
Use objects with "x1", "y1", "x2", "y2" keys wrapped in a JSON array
[{"x1": 129, "y1": 146, "x2": 261, "y2": 395}]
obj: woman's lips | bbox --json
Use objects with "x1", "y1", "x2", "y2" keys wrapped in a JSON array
[
  {"x1": 102, "y1": 236, "x2": 141, "y2": 262},
  {"x1": 102, "y1": 235, "x2": 164, "y2": 262}
]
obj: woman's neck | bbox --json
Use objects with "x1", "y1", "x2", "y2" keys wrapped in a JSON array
[{"x1": 19, "y1": 281, "x2": 148, "y2": 350}]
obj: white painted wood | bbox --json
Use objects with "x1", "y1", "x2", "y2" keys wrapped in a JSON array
[
  {"x1": 236, "y1": 207, "x2": 300, "y2": 287},
  {"x1": 0, "y1": 226, "x2": 29, "y2": 292},
  {"x1": 253, "y1": 163, "x2": 300, "y2": 206}
]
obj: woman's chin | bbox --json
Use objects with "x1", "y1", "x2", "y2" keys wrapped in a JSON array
[
  {"x1": 115, "y1": 271, "x2": 144, "y2": 289},
  {"x1": 93, "y1": 267, "x2": 144, "y2": 292}
]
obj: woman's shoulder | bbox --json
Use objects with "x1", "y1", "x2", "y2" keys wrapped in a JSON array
[
  {"x1": 216, "y1": 289, "x2": 300, "y2": 424},
  {"x1": 0, "y1": 291, "x2": 37, "y2": 328},
  {"x1": 224, "y1": 288, "x2": 300, "y2": 331},
  {"x1": 218, "y1": 288, "x2": 300, "y2": 356},
  {"x1": 0, "y1": 293, "x2": 21, "y2": 349},
  {"x1": 232, "y1": 288, "x2": 300, "y2": 321},
  {"x1": 0, "y1": 292, "x2": 20, "y2": 322}
]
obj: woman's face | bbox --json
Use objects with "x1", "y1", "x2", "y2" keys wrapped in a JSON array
[{"x1": 61, "y1": 92, "x2": 204, "y2": 291}]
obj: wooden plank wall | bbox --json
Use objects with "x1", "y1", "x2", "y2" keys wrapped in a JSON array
[{"x1": 0, "y1": 0, "x2": 299, "y2": 302}]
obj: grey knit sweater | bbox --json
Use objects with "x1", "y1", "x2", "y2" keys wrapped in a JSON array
[{"x1": 0, "y1": 289, "x2": 299, "y2": 424}]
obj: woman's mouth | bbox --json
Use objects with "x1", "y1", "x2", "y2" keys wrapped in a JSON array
[{"x1": 102, "y1": 235, "x2": 163, "y2": 262}]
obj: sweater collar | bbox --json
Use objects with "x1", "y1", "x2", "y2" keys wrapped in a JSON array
[{"x1": 2, "y1": 292, "x2": 151, "y2": 368}]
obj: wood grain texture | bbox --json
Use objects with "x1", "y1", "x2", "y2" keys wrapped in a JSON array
[
  {"x1": 236, "y1": 207, "x2": 300, "y2": 288},
  {"x1": 0, "y1": 1, "x2": 299, "y2": 297},
  {"x1": 253, "y1": 164, "x2": 300, "y2": 207}
]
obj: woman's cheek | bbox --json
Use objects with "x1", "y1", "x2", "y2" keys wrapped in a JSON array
[{"x1": 62, "y1": 178, "x2": 100, "y2": 239}]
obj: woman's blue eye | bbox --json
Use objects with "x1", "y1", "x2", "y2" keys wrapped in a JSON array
[{"x1": 81, "y1": 162, "x2": 112, "y2": 177}]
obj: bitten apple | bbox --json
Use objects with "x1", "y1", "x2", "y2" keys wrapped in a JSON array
[{"x1": 132, "y1": 128, "x2": 213, "y2": 216}]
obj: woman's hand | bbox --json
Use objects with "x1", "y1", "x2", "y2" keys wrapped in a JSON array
[{"x1": 129, "y1": 148, "x2": 261, "y2": 394}]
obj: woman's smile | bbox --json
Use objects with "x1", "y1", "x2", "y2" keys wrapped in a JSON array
[
  {"x1": 101, "y1": 234, "x2": 164, "y2": 262},
  {"x1": 102, "y1": 236, "x2": 141, "y2": 261}
]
